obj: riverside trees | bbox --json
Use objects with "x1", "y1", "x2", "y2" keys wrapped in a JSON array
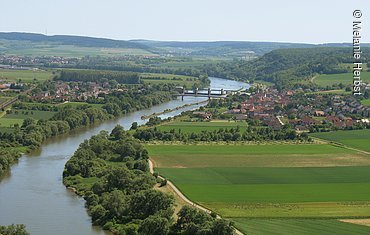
[{"x1": 63, "y1": 126, "x2": 235, "y2": 235}]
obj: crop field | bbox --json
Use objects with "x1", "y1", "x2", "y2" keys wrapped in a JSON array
[
  {"x1": 157, "y1": 121, "x2": 247, "y2": 134},
  {"x1": 233, "y1": 218, "x2": 370, "y2": 235},
  {"x1": 148, "y1": 143, "x2": 370, "y2": 233},
  {"x1": 0, "y1": 69, "x2": 54, "y2": 82},
  {"x1": 314, "y1": 72, "x2": 370, "y2": 87},
  {"x1": 2, "y1": 43, "x2": 155, "y2": 57},
  {"x1": 147, "y1": 144, "x2": 369, "y2": 168},
  {"x1": 311, "y1": 129, "x2": 370, "y2": 152}
]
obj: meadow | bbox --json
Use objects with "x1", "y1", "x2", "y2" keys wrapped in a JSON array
[
  {"x1": 0, "y1": 69, "x2": 54, "y2": 82},
  {"x1": 311, "y1": 129, "x2": 370, "y2": 152},
  {"x1": 314, "y1": 72, "x2": 370, "y2": 87},
  {"x1": 156, "y1": 121, "x2": 247, "y2": 134},
  {"x1": 0, "y1": 109, "x2": 56, "y2": 128},
  {"x1": 148, "y1": 143, "x2": 370, "y2": 233},
  {"x1": 140, "y1": 73, "x2": 201, "y2": 87}
]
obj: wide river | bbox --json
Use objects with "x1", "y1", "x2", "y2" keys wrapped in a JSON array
[{"x1": 0, "y1": 77, "x2": 249, "y2": 235}]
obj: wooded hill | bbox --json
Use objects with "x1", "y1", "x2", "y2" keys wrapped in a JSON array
[{"x1": 202, "y1": 47, "x2": 370, "y2": 89}]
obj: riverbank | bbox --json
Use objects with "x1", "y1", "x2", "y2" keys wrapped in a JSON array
[{"x1": 0, "y1": 91, "x2": 174, "y2": 179}]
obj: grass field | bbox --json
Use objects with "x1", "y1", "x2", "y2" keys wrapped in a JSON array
[
  {"x1": 0, "y1": 96, "x2": 12, "y2": 104},
  {"x1": 140, "y1": 73, "x2": 201, "y2": 87},
  {"x1": 0, "y1": 109, "x2": 56, "y2": 128},
  {"x1": 306, "y1": 89, "x2": 351, "y2": 95},
  {"x1": 5, "y1": 109, "x2": 56, "y2": 120},
  {"x1": 314, "y1": 72, "x2": 370, "y2": 87},
  {"x1": 233, "y1": 218, "x2": 370, "y2": 235},
  {"x1": 0, "y1": 118, "x2": 23, "y2": 127},
  {"x1": 157, "y1": 121, "x2": 247, "y2": 134},
  {"x1": 0, "y1": 69, "x2": 54, "y2": 82},
  {"x1": 361, "y1": 99, "x2": 370, "y2": 106},
  {"x1": 311, "y1": 129, "x2": 370, "y2": 152},
  {"x1": 148, "y1": 143, "x2": 370, "y2": 233},
  {"x1": 57, "y1": 101, "x2": 103, "y2": 108}
]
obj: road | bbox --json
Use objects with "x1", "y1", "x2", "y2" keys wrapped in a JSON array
[{"x1": 148, "y1": 159, "x2": 244, "y2": 235}]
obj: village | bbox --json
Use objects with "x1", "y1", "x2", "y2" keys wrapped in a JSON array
[{"x1": 193, "y1": 87, "x2": 370, "y2": 132}]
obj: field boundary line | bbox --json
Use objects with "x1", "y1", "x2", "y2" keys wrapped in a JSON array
[
  {"x1": 311, "y1": 137, "x2": 370, "y2": 156},
  {"x1": 148, "y1": 159, "x2": 244, "y2": 235}
]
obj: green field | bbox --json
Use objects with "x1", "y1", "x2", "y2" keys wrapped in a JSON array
[
  {"x1": 4, "y1": 109, "x2": 56, "y2": 120},
  {"x1": 1, "y1": 41, "x2": 155, "y2": 57},
  {"x1": 0, "y1": 69, "x2": 54, "y2": 82},
  {"x1": 57, "y1": 101, "x2": 103, "y2": 108},
  {"x1": 148, "y1": 143, "x2": 370, "y2": 233},
  {"x1": 315, "y1": 72, "x2": 370, "y2": 87},
  {"x1": 140, "y1": 73, "x2": 201, "y2": 87},
  {"x1": 0, "y1": 96, "x2": 12, "y2": 104},
  {"x1": 0, "y1": 118, "x2": 23, "y2": 127},
  {"x1": 0, "y1": 109, "x2": 56, "y2": 128},
  {"x1": 311, "y1": 129, "x2": 370, "y2": 152},
  {"x1": 157, "y1": 121, "x2": 247, "y2": 134},
  {"x1": 233, "y1": 218, "x2": 370, "y2": 235},
  {"x1": 361, "y1": 99, "x2": 370, "y2": 106}
]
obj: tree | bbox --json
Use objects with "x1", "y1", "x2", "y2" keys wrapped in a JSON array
[
  {"x1": 139, "y1": 215, "x2": 170, "y2": 235},
  {"x1": 130, "y1": 122, "x2": 138, "y2": 130},
  {"x1": 128, "y1": 189, "x2": 174, "y2": 220},
  {"x1": 0, "y1": 224, "x2": 30, "y2": 235},
  {"x1": 22, "y1": 118, "x2": 36, "y2": 128}
]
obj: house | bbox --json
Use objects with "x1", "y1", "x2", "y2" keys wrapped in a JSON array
[
  {"x1": 314, "y1": 110, "x2": 325, "y2": 117},
  {"x1": 193, "y1": 111, "x2": 212, "y2": 120}
]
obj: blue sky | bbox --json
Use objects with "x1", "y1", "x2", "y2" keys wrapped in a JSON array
[{"x1": 1, "y1": 0, "x2": 369, "y2": 43}]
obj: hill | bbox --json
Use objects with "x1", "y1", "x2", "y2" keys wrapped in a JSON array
[
  {"x1": 0, "y1": 32, "x2": 149, "y2": 49},
  {"x1": 202, "y1": 47, "x2": 370, "y2": 89}
]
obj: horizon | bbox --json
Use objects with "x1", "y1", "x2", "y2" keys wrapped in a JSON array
[
  {"x1": 1, "y1": 31, "x2": 370, "y2": 45},
  {"x1": 1, "y1": 0, "x2": 369, "y2": 44}
]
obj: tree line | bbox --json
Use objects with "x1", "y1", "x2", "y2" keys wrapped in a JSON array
[
  {"x1": 56, "y1": 70, "x2": 141, "y2": 84},
  {"x1": 133, "y1": 121, "x2": 308, "y2": 142}
]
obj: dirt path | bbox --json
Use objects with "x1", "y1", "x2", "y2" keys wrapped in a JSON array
[
  {"x1": 148, "y1": 159, "x2": 244, "y2": 235},
  {"x1": 310, "y1": 75, "x2": 318, "y2": 83}
]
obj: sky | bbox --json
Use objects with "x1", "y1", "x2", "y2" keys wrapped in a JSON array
[{"x1": 1, "y1": 0, "x2": 370, "y2": 44}]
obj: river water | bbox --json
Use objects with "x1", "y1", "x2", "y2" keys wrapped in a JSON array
[{"x1": 0, "y1": 77, "x2": 249, "y2": 235}]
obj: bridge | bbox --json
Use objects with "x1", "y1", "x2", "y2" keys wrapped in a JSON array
[{"x1": 175, "y1": 87, "x2": 245, "y2": 100}]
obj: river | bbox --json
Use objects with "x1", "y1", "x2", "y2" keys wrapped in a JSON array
[{"x1": 0, "y1": 77, "x2": 249, "y2": 235}]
